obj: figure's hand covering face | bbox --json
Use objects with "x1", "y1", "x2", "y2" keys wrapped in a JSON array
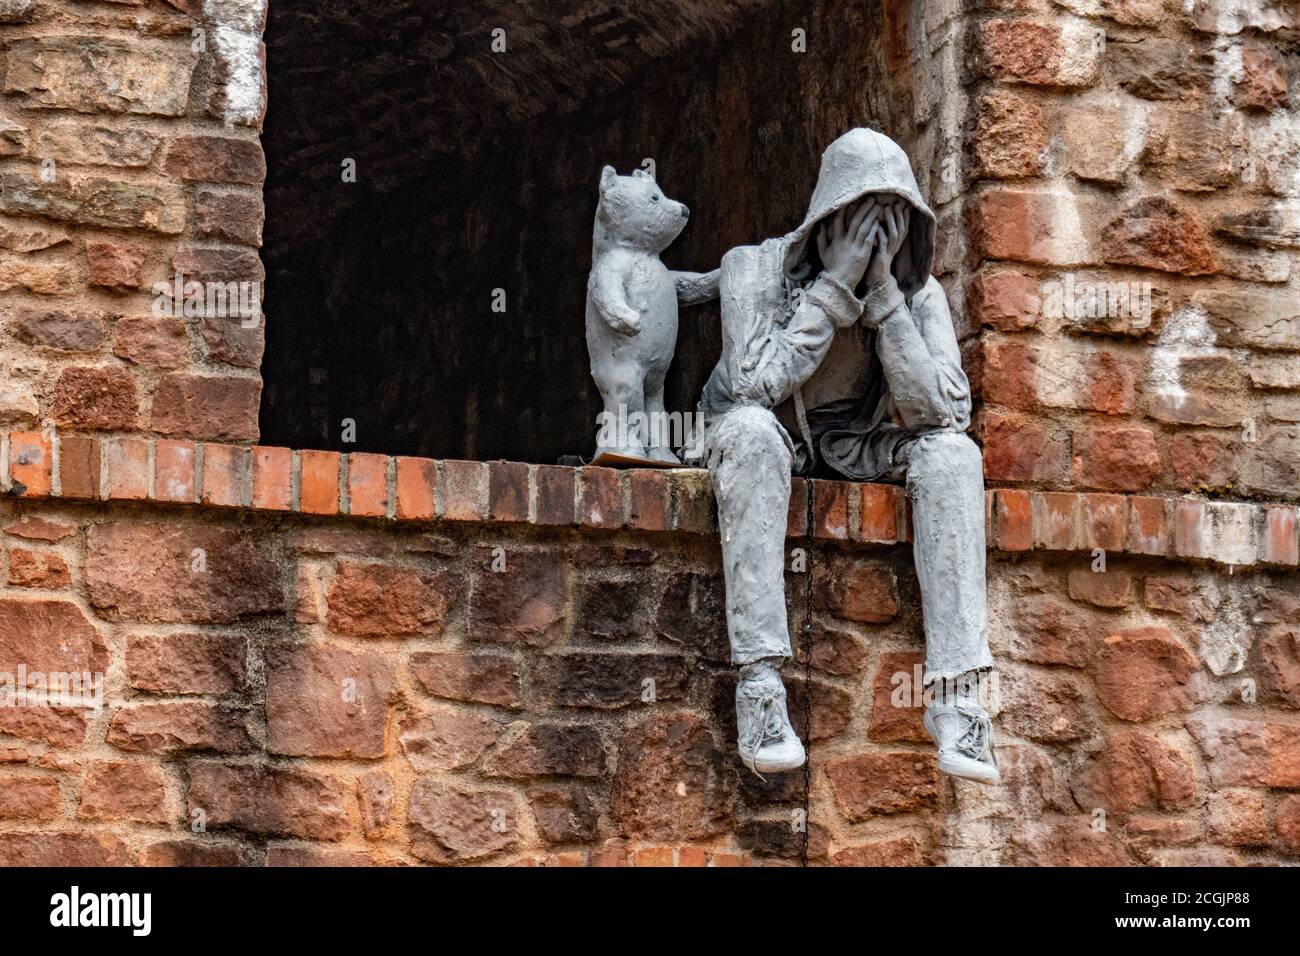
[
  {"x1": 865, "y1": 197, "x2": 909, "y2": 290},
  {"x1": 815, "y1": 198, "x2": 880, "y2": 291}
]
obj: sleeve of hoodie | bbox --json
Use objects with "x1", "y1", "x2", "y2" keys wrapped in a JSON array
[
  {"x1": 732, "y1": 262, "x2": 865, "y2": 409},
  {"x1": 865, "y1": 275, "x2": 972, "y2": 432}
]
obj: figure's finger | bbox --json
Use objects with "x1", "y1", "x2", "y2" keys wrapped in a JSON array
[
  {"x1": 847, "y1": 200, "x2": 872, "y2": 236},
  {"x1": 816, "y1": 223, "x2": 831, "y2": 261},
  {"x1": 855, "y1": 205, "x2": 880, "y2": 245},
  {"x1": 831, "y1": 205, "x2": 848, "y2": 241}
]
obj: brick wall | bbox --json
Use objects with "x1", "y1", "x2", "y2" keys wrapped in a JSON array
[{"x1": 0, "y1": 0, "x2": 1298, "y2": 866}]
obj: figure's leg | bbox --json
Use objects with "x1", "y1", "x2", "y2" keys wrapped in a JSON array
[
  {"x1": 641, "y1": 374, "x2": 680, "y2": 464},
  {"x1": 592, "y1": 363, "x2": 646, "y2": 458},
  {"x1": 706, "y1": 405, "x2": 805, "y2": 775},
  {"x1": 904, "y1": 431, "x2": 999, "y2": 784}
]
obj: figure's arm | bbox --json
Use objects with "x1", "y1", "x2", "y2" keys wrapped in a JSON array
[
  {"x1": 740, "y1": 203, "x2": 879, "y2": 406},
  {"x1": 589, "y1": 263, "x2": 640, "y2": 336},
  {"x1": 742, "y1": 271, "x2": 862, "y2": 406},
  {"x1": 861, "y1": 207, "x2": 969, "y2": 430},
  {"x1": 673, "y1": 269, "x2": 720, "y2": 306}
]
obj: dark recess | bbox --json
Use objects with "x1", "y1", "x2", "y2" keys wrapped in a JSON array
[{"x1": 260, "y1": 0, "x2": 908, "y2": 462}]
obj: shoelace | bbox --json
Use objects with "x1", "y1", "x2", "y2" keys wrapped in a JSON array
[
  {"x1": 740, "y1": 687, "x2": 785, "y2": 778},
  {"x1": 952, "y1": 702, "x2": 994, "y2": 765}
]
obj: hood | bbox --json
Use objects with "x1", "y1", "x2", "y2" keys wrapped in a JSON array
[{"x1": 783, "y1": 128, "x2": 936, "y2": 298}]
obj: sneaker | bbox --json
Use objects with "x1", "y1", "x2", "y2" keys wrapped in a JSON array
[
  {"x1": 735, "y1": 662, "x2": 806, "y2": 777},
  {"x1": 923, "y1": 695, "x2": 1000, "y2": 785}
]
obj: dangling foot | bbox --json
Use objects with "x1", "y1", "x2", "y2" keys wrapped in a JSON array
[
  {"x1": 923, "y1": 690, "x2": 1000, "y2": 785},
  {"x1": 735, "y1": 660, "x2": 805, "y2": 777}
]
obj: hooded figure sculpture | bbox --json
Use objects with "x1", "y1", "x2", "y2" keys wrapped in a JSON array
[{"x1": 695, "y1": 128, "x2": 997, "y2": 782}]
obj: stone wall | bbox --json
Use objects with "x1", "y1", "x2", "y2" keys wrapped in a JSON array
[{"x1": 0, "y1": 0, "x2": 1298, "y2": 866}]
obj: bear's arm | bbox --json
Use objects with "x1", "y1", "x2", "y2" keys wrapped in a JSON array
[
  {"x1": 672, "y1": 269, "x2": 720, "y2": 306},
  {"x1": 589, "y1": 263, "x2": 640, "y2": 336}
]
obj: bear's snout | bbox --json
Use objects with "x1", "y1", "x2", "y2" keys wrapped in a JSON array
[{"x1": 680, "y1": 205, "x2": 690, "y2": 219}]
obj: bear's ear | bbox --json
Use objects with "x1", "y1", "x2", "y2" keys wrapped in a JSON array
[
  {"x1": 599, "y1": 165, "x2": 618, "y2": 194},
  {"x1": 632, "y1": 167, "x2": 654, "y2": 181}
]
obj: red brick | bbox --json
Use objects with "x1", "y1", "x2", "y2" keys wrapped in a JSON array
[
  {"x1": 347, "y1": 452, "x2": 388, "y2": 517},
  {"x1": 812, "y1": 479, "x2": 850, "y2": 540},
  {"x1": 113, "y1": 317, "x2": 189, "y2": 367},
  {"x1": 533, "y1": 464, "x2": 575, "y2": 525},
  {"x1": 868, "y1": 650, "x2": 927, "y2": 742},
  {"x1": 579, "y1": 466, "x2": 623, "y2": 529},
  {"x1": 8, "y1": 549, "x2": 71, "y2": 588},
  {"x1": 994, "y1": 488, "x2": 1032, "y2": 551},
  {"x1": 409, "y1": 651, "x2": 521, "y2": 708},
  {"x1": 975, "y1": 18, "x2": 1100, "y2": 87},
  {"x1": 58, "y1": 435, "x2": 100, "y2": 499},
  {"x1": 86, "y1": 240, "x2": 144, "y2": 291},
  {"x1": 1262, "y1": 505, "x2": 1299, "y2": 566},
  {"x1": 327, "y1": 561, "x2": 454, "y2": 637},
  {"x1": 969, "y1": 89, "x2": 1048, "y2": 181},
  {"x1": 394, "y1": 457, "x2": 436, "y2": 520},
  {"x1": 4, "y1": 517, "x2": 75, "y2": 542},
  {"x1": 1235, "y1": 47, "x2": 1289, "y2": 111},
  {"x1": 1172, "y1": 499, "x2": 1206, "y2": 559},
  {"x1": 126, "y1": 632, "x2": 246, "y2": 694},
  {"x1": 669, "y1": 470, "x2": 715, "y2": 533},
  {"x1": 251, "y1": 446, "x2": 292, "y2": 511},
  {"x1": 194, "y1": 189, "x2": 264, "y2": 246},
  {"x1": 1080, "y1": 493, "x2": 1126, "y2": 552},
  {"x1": 1101, "y1": 197, "x2": 1218, "y2": 276},
  {"x1": 201, "y1": 443, "x2": 248, "y2": 507},
  {"x1": 265, "y1": 642, "x2": 395, "y2": 758},
  {"x1": 634, "y1": 847, "x2": 674, "y2": 867},
  {"x1": 1067, "y1": 569, "x2": 1133, "y2": 608},
  {"x1": 53, "y1": 366, "x2": 138, "y2": 431},
  {"x1": 163, "y1": 135, "x2": 266, "y2": 184},
  {"x1": 154, "y1": 439, "x2": 196, "y2": 502},
  {"x1": 677, "y1": 846, "x2": 708, "y2": 867},
  {"x1": 825, "y1": 752, "x2": 940, "y2": 820},
  {"x1": 78, "y1": 762, "x2": 167, "y2": 823},
  {"x1": 151, "y1": 374, "x2": 260, "y2": 442},
  {"x1": 969, "y1": 269, "x2": 1041, "y2": 331},
  {"x1": 8, "y1": 432, "x2": 51, "y2": 497},
  {"x1": 186, "y1": 762, "x2": 348, "y2": 841},
  {"x1": 1094, "y1": 626, "x2": 1201, "y2": 721},
  {"x1": 488, "y1": 460, "x2": 529, "y2": 522},
  {"x1": 442, "y1": 459, "x2": 487, "y2": 521},
  {"x1": 0, "y1": 777, "x2": 61, "y2": 821},
  {"x1": 787, "y1": 476, "x2": 809, "y2": 537},
  {"x1": 980, "y1": 336, "x2": 1037, "y2": 409},
  {"x1": 299, "y1": 450, "x2": 340, "y2": 516},
  {"x1": 980, "y1": 410, "x2": 1065, "y2": 482},
  {"x1": 858, "y1": 483, "x2": 901, "y2": 543},
  {"x1": 106, "y1": 702, "x2": 253, "y2": 754},
  {"x1": 104, "y1": 437, "x2": 148, "y2": 500},
  {"x1": 0, "y1": 832, "x2": 130, "y2": 866},
  {"x1": 1128, "y1": 496, "x2": 1168, "y2": 555},
  {"x1": 627, "y1": 469, "x2": 669, "y2": 531},
  {"x1": 1071, "y1": 425, "x2": 1160, "y2": 491},
  {"x1": 1034, "y1": 491, "x2": 1079, "y2": 550},
  {"x1": 967, "y1": 188, "x2": 1097, "y2": 267}
]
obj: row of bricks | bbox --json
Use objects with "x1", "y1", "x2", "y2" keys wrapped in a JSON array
[{"x1": 2, "y1": 432, "x2": 1297, "y2": 567}]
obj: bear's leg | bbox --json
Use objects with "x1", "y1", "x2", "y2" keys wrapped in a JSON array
[
  {"x1": 592, "y1": 366, "x2": 647, "y2": 459},
  {"x1": 642, "y1": 375, "x2": 681, "y2": 464}
]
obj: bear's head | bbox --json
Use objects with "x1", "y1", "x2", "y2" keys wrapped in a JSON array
[{"x1": 594, "y1": 165, "x2": 690, "y2": 254}]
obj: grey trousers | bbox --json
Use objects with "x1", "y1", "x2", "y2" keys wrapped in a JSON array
[{"x1": 706, "y1": 405, "x2": 992, "y2": 681}]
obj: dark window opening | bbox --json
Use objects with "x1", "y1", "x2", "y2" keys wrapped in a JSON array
[{"x1": 261, "y1": 0, "x2": 919, "y2": 463}]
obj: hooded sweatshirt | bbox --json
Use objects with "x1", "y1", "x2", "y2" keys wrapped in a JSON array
[{"x1": 698, "y1": 128, "x2": 971, "y2": 481}]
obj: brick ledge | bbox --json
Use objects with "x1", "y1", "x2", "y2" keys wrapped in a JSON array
[{"x1": 1, "y1": 433, "x2": 1296, "y2": 570}]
